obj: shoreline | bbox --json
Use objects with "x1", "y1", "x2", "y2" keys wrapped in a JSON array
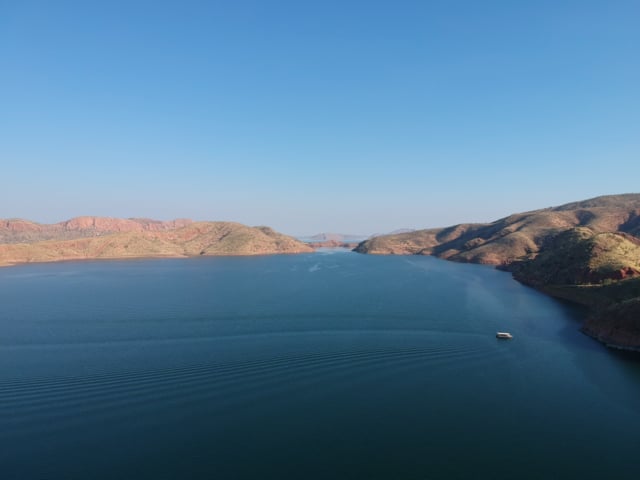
[
  {"x1": 0, "y1": 250, "x2": 317, "y2": 269},
  {"x1": 580, "y1": 327, "x2": 640, "y2": 353},
  {"x1": 353, "y1": 249, "x2": 640, "y2": 354}
]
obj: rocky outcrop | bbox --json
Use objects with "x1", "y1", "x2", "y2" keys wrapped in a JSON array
[{"x1": 0, "y1": 220, "x2": 313, "y2": 267}]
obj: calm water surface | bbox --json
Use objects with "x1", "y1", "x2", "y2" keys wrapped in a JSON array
[{"x1": 1, "y1": 251, "x2": 639, "y2": 479}]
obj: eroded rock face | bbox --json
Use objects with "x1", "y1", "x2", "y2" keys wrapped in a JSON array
[
  {"x1": 613, "y1": 267, "x2": 640, "y2": 281},
  {"x1": 2, "y1": 219, "x2": 42, "y2": 233}
]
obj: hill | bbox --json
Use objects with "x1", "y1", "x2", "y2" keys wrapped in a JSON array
[
  {"x1": 0, "y1": 216, "x2": 193, "y2": 244},
  {"x1": 0, "y1": 220, "x2": 313, "y2": 267},
  {"x1": 507, "y1": 228, "x2": 640, "y2": 350},
  {"x1": 509, "y1": 228, "x2": 640, "y2": 286},
  {"x1": 355, "y1": 194, "x2": 640, "y2": 265}
]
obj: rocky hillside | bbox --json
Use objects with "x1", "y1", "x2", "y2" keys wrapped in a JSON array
[
  {"x1": 355, "y1": 194, "x2": 640, "y2": 265},
  {"x1": 506, "y1": 228, "x2": 640, "y2": 351},
  {"x1": 0, "y1": 216, "x2": 193, "y2": 244},
  {"x1": 306, "y1": 240, "x2": 360, "y2": 249},
  {"x1": 0, "y1": 220, "x2": 313, "y2": 267},
  {"x1": 509, "y1": 228, "x2": 640, "y2": 286}
]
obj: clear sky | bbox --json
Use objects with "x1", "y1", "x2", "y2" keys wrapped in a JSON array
[{"x1": 1, "y1": 0, "x2": 639, "y2": 235}]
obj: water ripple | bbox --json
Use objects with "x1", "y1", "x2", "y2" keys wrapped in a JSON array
[{"x1": 0, "y1": 342, "x2": 495, "y2": 439}]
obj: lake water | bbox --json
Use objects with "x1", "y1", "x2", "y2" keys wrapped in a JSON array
[{"x1": 1, "y1": 250, "x2": 639, "y2": 479}]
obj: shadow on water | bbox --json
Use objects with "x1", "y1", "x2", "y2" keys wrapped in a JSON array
[
  {"x1": 607, "y1": 348, "x2": 640, "y2": 362},
  {"x1": 543, "y1": 296, "x2": 640, "y2": 416},
  {"x1": 545, "y1": 293, "x2": 640, "y2": 362}
]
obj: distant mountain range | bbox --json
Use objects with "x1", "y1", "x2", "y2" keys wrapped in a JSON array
[
  {"x1": 356, "y1": 193, "x2": 640, "y2": 351},
  {"x1": 368, "y1": 228, "x2": 416, "y2": 238},
  {"x1": 299, "y1": 230, "x2": 416, "y2": 248},
  {"x1": 299, "y1": 233, "x2": 368, "y2": 243},
  {"x1": 0, "y1": 217, "x2": 313, "y2": 267},
  {"x1": 297, "y1": 232, "x2": 368, "y2": 249}
]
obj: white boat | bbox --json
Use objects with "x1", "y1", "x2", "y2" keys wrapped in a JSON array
[{"x1": 496, "y1": 332, "x2": 513, "y2": 339}]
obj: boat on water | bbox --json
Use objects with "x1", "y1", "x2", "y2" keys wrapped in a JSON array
[{"x1": 496, "y1": 332, "x2": 513, "y2": 339}]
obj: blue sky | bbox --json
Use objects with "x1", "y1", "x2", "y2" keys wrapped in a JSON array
[{"x1": 1, "y1": 0, "x2": 639, "y2": 235}]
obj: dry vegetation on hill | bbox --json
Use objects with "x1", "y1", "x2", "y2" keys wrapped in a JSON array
[
  {"x1": 0, "y1": 219, "x2": 313, "y2": 267},
  {"x1": 0, "y1": 217, "x2": 193, "y2": 244},
  {"x1": 356, "y1": 194, "x2": 640, "y2": 264},
  {"x1": 509, "y1": 228, "x2": 640, "y2": 286}
]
